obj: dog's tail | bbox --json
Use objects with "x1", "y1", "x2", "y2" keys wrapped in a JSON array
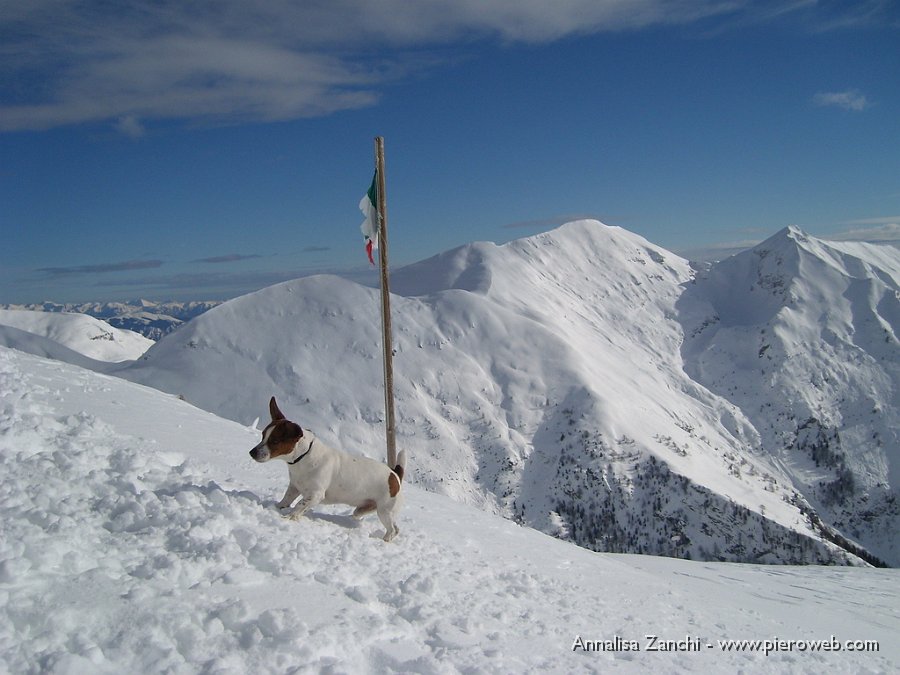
[
  {"x1": 393, "y1": 450, "x2": 407, "y2": 483},
  {"x1": 387, "y1": 450, "x2": 406, "y2": 499}
]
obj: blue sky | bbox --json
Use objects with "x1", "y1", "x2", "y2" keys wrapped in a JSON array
[{"x1": 2, "y1": 1, "x2": 899, "y2": 303}]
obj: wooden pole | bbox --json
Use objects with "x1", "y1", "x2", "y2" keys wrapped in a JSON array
[{"x1": 375, "y1": 136, "x2": 398, "y2": 468}]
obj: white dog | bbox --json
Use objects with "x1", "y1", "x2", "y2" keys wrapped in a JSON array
[{"x1": 249, "y1": 397, "x2": 405, "y2": 541}]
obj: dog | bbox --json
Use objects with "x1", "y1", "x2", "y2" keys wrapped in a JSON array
[{"x1": 249, "y1": 397, "x2": 405, "y2": 542}]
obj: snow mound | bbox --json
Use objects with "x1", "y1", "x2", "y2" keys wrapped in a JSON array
[
  {"x1": 0, "y1": 309, "x2": 153, "y2": 362},
  {"x1": 1, "y1": 299, "x2": 223, "y2": 339},
  {"x1": 1, "y1": 346, "x2": 898, "y2": 673},
  {"x1": 0, "y1": 324, "x2": 116, "y2": 373}
]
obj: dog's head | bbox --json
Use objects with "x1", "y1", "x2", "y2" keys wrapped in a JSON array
[{"x1": 249, "y1": 397, "x2": 303, "y2": 463}]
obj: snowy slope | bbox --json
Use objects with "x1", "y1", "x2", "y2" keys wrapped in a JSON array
[
  {"x1": 679, "y1": 226, "x2": 900, "y2": 565},
  {"x1": 1, "y1": 346, "x2": 897, "y2": 674},
  {"x1": 0, "y1": 309, "x2": 153, "y2": 361},
  {"x1": 119, "y1": 221, "x2": 880, "y2": 565},
  {"x1": 0, "y1": 324, "x2": 120, "y2": 373}
]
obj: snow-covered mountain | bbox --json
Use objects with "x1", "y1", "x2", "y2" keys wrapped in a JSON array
[
  {"x1": 0, "y1": 299, "x2": 221, "y2": 339},
  {"x1": 2, "y1": 346, "x2": 897, "y2": 673},
  {"x1": 0, "y1": 309, "x2": 153, "y2": 362},
  {"x1": 117, "y1": 220, "x2": 898, "y2": 566},
  {"x1": 679, "y1": 225, "x2": 899, "y2": 566}
]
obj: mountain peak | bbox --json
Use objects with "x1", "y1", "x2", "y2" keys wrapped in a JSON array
[
  {"x1": 755, "y1": 224, "x2": 811, "y2": 253},
  {"x1": 391, "y1": 219, "x2": 686, "y2": 299},
  {"x1": 681, "y1": 222, "x2": 899, "y2": 564}
]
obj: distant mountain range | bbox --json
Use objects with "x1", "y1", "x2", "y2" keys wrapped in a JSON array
[
  {"x1": 3, "y1": 221, "x2": 896, "y2": 566},
  {"x1": 0, "y1": 299, "x2": 221, "y2": 340}
]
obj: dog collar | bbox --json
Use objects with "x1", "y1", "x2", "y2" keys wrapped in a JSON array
[{"x1": 288, "y1": 439, "x2": 314, "y2": 465}]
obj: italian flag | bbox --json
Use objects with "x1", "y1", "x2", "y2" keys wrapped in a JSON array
[{"x1": 359, "y1": 171, "x2": 379, "y2": 265}]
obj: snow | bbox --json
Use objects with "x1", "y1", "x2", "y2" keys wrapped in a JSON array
[
  {"x1": 0, "y1": 309, "x2": 153, "y2": 362},
  {"x1": 0, "y1": 300, "x2": 223, "y2": 340},
  {"x1": 1, "y1": 346, "x2": 898, "y2": 673},
  {"x1": 0, "y1": 323, "x2": 117, "y2": 373},
  {"x1": 680, "y1": 225, "x2": 899, "y2": 564},
  {"x1": 114, "y1": 221, "x2": 898, "y2": 565}
]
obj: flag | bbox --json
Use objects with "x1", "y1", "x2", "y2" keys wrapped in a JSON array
[{"x1": 359, "y1": 171, "x2": 379, "y2": 265}]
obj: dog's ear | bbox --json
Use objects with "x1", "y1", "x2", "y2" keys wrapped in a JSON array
[
  {"x1": 269, "y1": 396, "x2": 285, "y2": 421},
  {"x1": 286, "y1": 421, "x2": 303, "y2": 441}
]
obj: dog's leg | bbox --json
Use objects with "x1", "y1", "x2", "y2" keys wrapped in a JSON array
[
  {"x1": 376, "y1": 502, "x2": 399, "y2": 542},
  {"x1": 276, "y1": 485, "x2": 301, "y2": 509},
  {"x1": 352, "y1": 500, "x2": 377, "y2": 520},
  {"x1": 287, "y1": 491, "x2": 324, "y2": 521}
]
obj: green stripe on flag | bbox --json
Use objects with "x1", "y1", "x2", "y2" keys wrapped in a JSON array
[{"x1": 360, "y1": 170, "x2": 380, "y2": 264}]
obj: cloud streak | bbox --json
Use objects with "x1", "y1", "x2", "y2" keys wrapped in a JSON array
[
  {"x1": 90, "y1": 265, "x2": 380, "y2": 301},
  {"x1": 0, "y1": 1, "x2": 844, "y2": 133},
  {"x1": 193, "y1": 254, "x2": 263, "y2": 264},
  {"x1": 37, "y1": 259, "x2": 164, "y2": 277},
  {"x1": 825, "y1": 220, "x2": 900, "y2": 244},
  {"x1": 813, "y1": 89, "x2": 870, "y2": 111}
]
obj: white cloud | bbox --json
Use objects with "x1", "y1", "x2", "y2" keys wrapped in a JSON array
[
  {"x1": 115, "y1": 115, "x2": 145, "y2": 138},
  {"x1": 824, "y1": 219, "x2": 900, "y2": 244},
  {"x1": 840, "y1": 216, "x2": 900, "y2": 226},
  {"x1": 813, "y1": 89, "x2": 871, "y2": 111},
  {"x1": 0, "y1": 1, "x2": 852, "y2": 132}
]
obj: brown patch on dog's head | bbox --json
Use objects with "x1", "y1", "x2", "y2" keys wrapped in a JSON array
[
  {"x1": 266, "y1": 420, "x2": 303, "y2": 459},
  {"x1": 250, "y1": 399, "x2": 303, "y2": 462},
  {"x1": 388, "y1": 471, "x2": 401, "y2": 498}
]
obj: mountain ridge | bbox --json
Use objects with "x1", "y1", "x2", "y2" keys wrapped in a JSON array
[
  {"x1": 679, "y1": 224, "x2": 899, "y2": 564},
  {"x1": 4, "y1": 221, "x2": 895, "y2": 565},
  {"x1": 114, "y1": 220, "x2": 898, "y2": 565}
]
